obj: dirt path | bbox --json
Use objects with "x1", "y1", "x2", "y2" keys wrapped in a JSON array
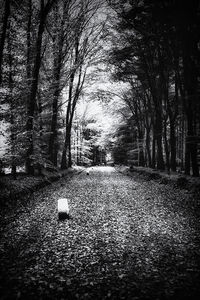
[{"x1": 0, "y1": 166, "x2": 200, "y2": 299}]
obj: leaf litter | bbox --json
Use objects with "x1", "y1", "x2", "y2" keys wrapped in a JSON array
[{"x1": 0, "y1": 166, "x2": 200, "y2": 299}]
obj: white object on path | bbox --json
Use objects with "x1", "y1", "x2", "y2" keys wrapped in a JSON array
[{"x1": 58, "y1": 198, "x2": 69, "y2": 219}]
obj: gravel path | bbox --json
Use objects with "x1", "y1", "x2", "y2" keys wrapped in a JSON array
[{"x1": 0, "y1": 166, "x2": 200, "y2": 300}]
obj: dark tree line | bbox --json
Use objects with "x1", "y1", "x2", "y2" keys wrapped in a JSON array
[
  {"x1": 0, "y1": 0, "x2": 104, "y2": 176},
  {"x1": 108, "y1": 0, "x2": 200, "y2": 176}
]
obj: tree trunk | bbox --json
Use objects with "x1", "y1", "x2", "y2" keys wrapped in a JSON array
[
  {"x1": 146, "y1": 130, "x2": 152, "y2": 167},
  {"x1": 61, "y1": 125, "x2": 70, "y2": 169},
  {"x1": 183, "y1": 70, "x2": 199, "y2": 177},
  {"x1": 60, "y1": 71, "x2": 75, "y2": 169},
  {"x1": 61, "y1": 38, "x2": 80, "y2": 169},
  {"x1": 61, "y1": 145, "x2": 67, "y2": 169},
  {"x1": 152, "y1": 126, "x2": 156, "y2": 168},
  {"x1": 48, "y1": 55, "x2": 62, "y2": 166},
  {"x1": 26, "y1": 0, "x2": 32, "y2": 81},
  {"x1": 6, "y1": 13, "x2": 16, "y2": 179},
  {"x1": 26, "y1": 1, "x2": 54, "y2": 174},
  {"x1": 185, "y1": 113, "x2": 199, "y2": 176},
  {"x1": 68, "y1": 130, "x2": 72, "y2": 168},
  {"x1": 191, "y1": 142, "x2": 199, "y2": 177},
  {"x1": 48, "y1": 3, "x2": 64, "y2": 166},
  {"x1": 26, "y1": 16, "x2": 45, "y2": 174},
  {"x1": 163, "y1": 119, "x2": 170, "y2": 172},
  {"x1": 169, "y1": 72, "x2": 179, "y2": 173},
  {"x1": 138, "y1": 133, "x2": 145, "y2": 166},
  {"x1": 170, "y1": 123, "x2": 176, "y2": 172},
  {"x1": 182, "y1": 2, "x2": 199, "y2": 177},
  {"x1": 0, "y1": 0, "x2": 10, "y2": 84},
  {"x1": 155, "y1": 110, "x2": 165, "y2": 170}
]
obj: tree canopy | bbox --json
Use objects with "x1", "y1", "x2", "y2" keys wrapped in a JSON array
[{"x1": 0, "y1": 0, "x2": 199, "y2": 177}]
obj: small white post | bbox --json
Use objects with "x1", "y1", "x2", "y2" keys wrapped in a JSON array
[{"x1": 58, "y1": 198, "x2": 69, "y2": 220}]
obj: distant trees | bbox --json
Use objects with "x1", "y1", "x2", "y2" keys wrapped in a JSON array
[
  {"x1": 71, "y1": 101, "x2": 111, "y2": 166},
  {"x1": 107, "y1": 0, "x2": 200, "y2": 176}
]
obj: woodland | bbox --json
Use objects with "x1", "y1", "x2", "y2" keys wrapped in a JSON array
[
  {"x1": 1, "y1": 2, "x2": 200, "y2": 299},
  {"x1": 0, "y1": 0, "x2": 200, "y2": 177}
]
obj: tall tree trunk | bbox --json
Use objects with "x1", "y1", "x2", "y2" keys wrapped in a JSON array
[
  {"x1": 163, "y1": 118, "x2": 170, "y2": 172},
  {"x1": 67, "y1": 66, "x2": 86, "y2": 168},
  {"x1": 0, "y1": 0, "x2": 10, "y2": 84},
  {"x1": 155, "y1": 108, "x2": 165, "y2": 170},
  {"x1": 145, "y1": 129, "x2": 152, "y2": 167},
  {"x1": 183, "y1": 63, "x2": 199, "y2": 177},
  {"x1": 185, "y1": 111, "x2": 199, "y2": 176},
  {"x1": 61, "y1": 72, "x2": 75, "y2": 169},
  {"x1": 48, "y1": 3, "x2": 64, "y2": 166},
  {"x1": 60, "y1": 141, "x2": 67, "y2": 169},
  {"x1": 182, "y1": 1, "x2": 199, "y2": 177},
  {"x1": 26, "y1": 0, "x2": 32, "y2": 81},
  {"x1": 26, "y1": 0, "x2": 55, "y2": 174},
  {"x1": 68, "y1": 130, "x2": 72, "y2": 168},
  {"x1": 61, "y1": 125, "x2": 70, "y2": 169},
  {"x1": 170, "y1": 123, "x2": 176, "y2": 172},
  {"x1": 48, "y1": 46, "x2": 62, "y2": 166},
  {"x1": 152, "y1": 125, "x2": 156, "y2": 168},
  {"x1": 26, "y1": 17, "x2": 45, "y2": 174},
  {"x1": 61, "y1": 38, "x2": 79, "y2": 169},
  {"x1": 8, "y1": 23, "x2": 16, "y2": 179},
  {"x1": 169, "y1": 73, "x2": 179, "y2": 172},
  {"x1": 138, "y1": 133, "x2": 145, "y2": 166},
  {"x1": 0, "y1": 0, "x2": 10, "y2": 173}
]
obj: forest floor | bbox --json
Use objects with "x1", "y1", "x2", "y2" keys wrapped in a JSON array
[
  {"x1": 0, "y1": 167, "x2": 83, "y2": 209},
  {"x1": 116, "y1": 165, "x2": 200, "y2": 193},
  {"x1": 0, "y1": 166, "x2": 200, "y2": 300}
]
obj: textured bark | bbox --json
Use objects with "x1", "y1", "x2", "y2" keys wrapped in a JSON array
[
  {"x1": 26, "y1": 0, "x2": 57, "y2": 174},
  {"x1": 145, "y1": 132, "x2": 152, "y2": 167},
  {"x1": 170, "y1": 125, "x2": 176, "y2": 172},
  {"x1": 61, "y1": 38, "x2": 80, "y2": 169},
  {"x1": 0, "y1": 0, "x2": 10, "y2": 84},
  {"x1": 48, "y1": 45, "x2": 62, "y2": 166},
  {"x1": 61, "y1": 126, "x2": 70, "y2": 169},
  {"x1": 26, "y1": 0, "x2": 32, "y2": 81},
  {"x1": 138, "y1": 132, "x2": 145, "y2": 167},
  {"x1": 61, "y1": 72, "x2": 75, "y2": 169},
  {"x1": 151, "y1": 126, "x2": 156, "y2": 168},
  {"x1": 185, "y1": 112, "x2": 199, "y2": 176},
  {"x1": 26, "y1": 14, "x2": 46, "y2": 174},
  {"x1": 163, "y1": 119, "x2": 170, "y2": 172},
  {"x1": 8, "y1": 26, "x2": 16, "y2": 179},
  {"x1": 48, "y1": 3, "x2": 66, "y2": 166},
  {"x1": 155, "y1": 107, "x2": 165, "y2": 170}
]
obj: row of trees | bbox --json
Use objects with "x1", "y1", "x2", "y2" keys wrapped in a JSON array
[
  {"x1": 1, "y1": 0, "x2": 199, "y2": 177},
  {"x1": 0, "y1": 0, "x2": 105, "y2": 176},
  {"x1": 107, "y1": 0, "x2": 200, "y2": 176}
]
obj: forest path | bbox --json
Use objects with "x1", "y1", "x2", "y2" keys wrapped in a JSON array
[{"x1": 0, "y1": 166, "x2": 200, "y2": 299}]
